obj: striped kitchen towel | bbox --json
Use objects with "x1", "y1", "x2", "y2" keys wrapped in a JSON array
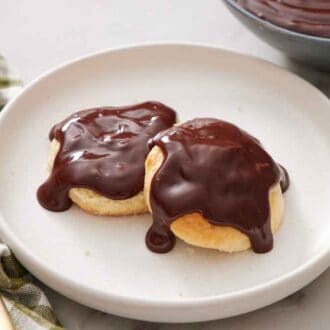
[{"x1": 0, "y1": 56, "x2": 63, "y2": 330}]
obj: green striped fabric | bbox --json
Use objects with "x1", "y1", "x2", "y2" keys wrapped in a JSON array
[
  {"x1": 0, "y1": 57, "x2": 63, "y2": 329},
  {"x1": 0, "y1": 55, "x2": 22, "y2": 110}
]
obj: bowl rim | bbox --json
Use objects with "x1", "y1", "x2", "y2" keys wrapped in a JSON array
[{"x1": 223, "y1": 0, "x2": 330, "y2": 42}]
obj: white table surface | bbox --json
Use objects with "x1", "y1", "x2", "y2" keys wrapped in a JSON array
[{"x1": 1, "y1": 1, "x2": 330, "y2": 329}]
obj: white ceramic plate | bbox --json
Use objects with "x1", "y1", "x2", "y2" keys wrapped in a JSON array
[{"x1": 0, "y1": 44, "x2": 329, "y2": 323}]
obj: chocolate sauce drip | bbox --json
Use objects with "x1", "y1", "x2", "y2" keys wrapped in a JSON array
[
  {"x1": 37, "y1": 101, "x2": 176, "y2": 212},
  {"x1": 146, "y1": 118, "x2": 289, "y2": 254},
  {"x1": 237, "y1": 0, "x2": 330, "y2": 37}
]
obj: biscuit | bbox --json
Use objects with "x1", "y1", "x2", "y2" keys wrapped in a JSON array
[
  {"x1": 144, "y1": 146, "x2": 284, "y2": 253},
  {"x1": 49, "y1": 139, "x2": 148, "y2": 216}
]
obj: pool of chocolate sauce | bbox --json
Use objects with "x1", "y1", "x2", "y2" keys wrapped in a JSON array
[{"x1": 237, "y1": 0, "x2": 330, "y2": 38}]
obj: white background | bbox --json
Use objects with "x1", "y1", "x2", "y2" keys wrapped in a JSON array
[{"x1": 1, "y1": 0, "x2": 330, "y2": 328}]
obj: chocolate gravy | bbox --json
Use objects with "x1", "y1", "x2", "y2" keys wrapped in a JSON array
[
  {"x1": 237, "y1": 0, "x2": 330, "y2": 38},
  {"x1": 37, "y1": 102, "x2": 176, "y2": 211},
  {"x1": 146, "y1": 118, "x2": 289, "y2": 253}
]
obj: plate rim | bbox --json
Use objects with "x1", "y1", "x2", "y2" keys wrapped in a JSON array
[{"x1": 0, "y1": 42, "x2": 329, "y2": 319}]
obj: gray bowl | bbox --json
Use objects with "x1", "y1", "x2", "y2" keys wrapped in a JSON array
[{"x1": 223, "y1": 0, "x2": 330, "y2": 70}]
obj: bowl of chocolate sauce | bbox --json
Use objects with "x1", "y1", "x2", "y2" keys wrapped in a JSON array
[{"x1": 223, "y1": 0, "x2": 330, "y2": 70}]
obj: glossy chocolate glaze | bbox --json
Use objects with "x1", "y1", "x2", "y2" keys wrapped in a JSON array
[
  {"x1": 146, "y1": 118, "x2": 289, "y2": 253},
  {"x1": 37, "y1": 101, "x2": 176, "y2": 211},
  {"x1": 237, "y1": 0, "x2": 330, "y2": 37}
]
